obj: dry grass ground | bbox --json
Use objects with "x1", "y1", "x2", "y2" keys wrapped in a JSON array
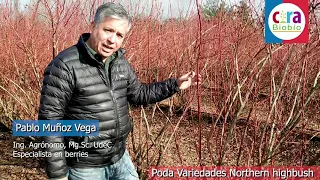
[
  {"x1": 127, "y1": 105, "x2": 320, "y2": 178},
  {"x1": 0, "y1": 133, "x2": 46, "y2": 180}
]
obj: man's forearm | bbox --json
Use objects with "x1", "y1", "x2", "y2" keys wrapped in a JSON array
[{"x1": 128, "y1": 78, "x2": 180, "y2": 105}]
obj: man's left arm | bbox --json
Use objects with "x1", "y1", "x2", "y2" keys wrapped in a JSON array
[{"x1": 126, "y1": 61, "x2": 201, "y2": 105}]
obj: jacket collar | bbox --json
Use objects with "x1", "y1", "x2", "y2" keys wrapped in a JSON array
[{"x1": 76, "y1": 33, "x2": 126, "y2": 66}]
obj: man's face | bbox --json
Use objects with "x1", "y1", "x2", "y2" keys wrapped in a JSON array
[{"x1": 89, "y1": 17, "x2": 129, "y2": 59}]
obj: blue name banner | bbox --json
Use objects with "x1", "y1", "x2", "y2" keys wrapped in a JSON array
[{"x1": 12, "y1": 120, "x2": 99, "y2": 136}]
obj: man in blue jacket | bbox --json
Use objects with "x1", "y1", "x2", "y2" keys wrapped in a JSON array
[{"x1": 38, "y1": 2, "x2": 201, "y2": 180}]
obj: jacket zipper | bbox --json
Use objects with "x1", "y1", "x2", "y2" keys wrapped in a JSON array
[
  {"x1": 110, "y1": 90, "x2": 120, "y2": 142},
  {"x1": 98, "y1": 63, "x2": 120, "y2": 145}
]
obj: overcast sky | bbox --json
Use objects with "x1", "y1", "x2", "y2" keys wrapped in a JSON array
[
  {"x1": 18, "y1": 0, "x2": 206, "y2": 18},
  {"x1": 15, "y1": 0, "x2": 258, "y2": 19},
  {"x1": 16, "y1": 0, "x2": 245, "y2": 17}
]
